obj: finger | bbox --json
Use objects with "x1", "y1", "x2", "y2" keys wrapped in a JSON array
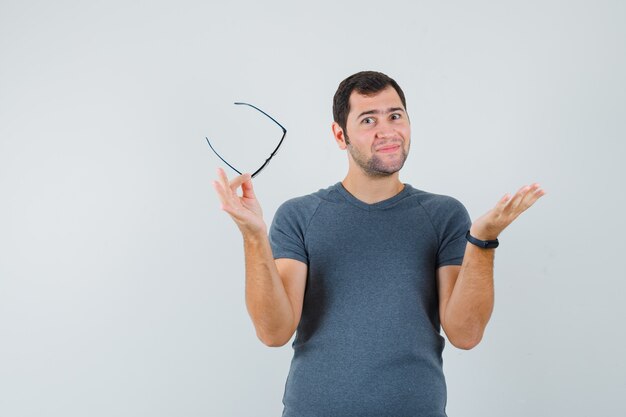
[
  {"x1": 217, "y1": 168, "x2": 232, "y2": 195},
  {"x1": 241, "y1": 175, "x2": 257, "y2": 199},
  {"x1": 491, "y1": 193, "x2": 511, "y2": 216},
  {"x1": 218, "y1": 168, "x2": 246, "y2": 203},
  {"x1": 497, "y1": 193, "x2": 512, "y2": 207},
  {"x1": 536, "y1": 187, "x2": 546, "y2": 197},
  {"x1": 519, "y1": 184, "x2": 545, "y2": 209},
  {"x1": 506, "y1": 184, "x2": 532, "y2": 212},
  {"x1": 229, "y1": 173, "x2": 252, "y2": 193},
  {"x1": 213, "y1": 173, "x2": 241, "y2": 211},
  {"x1": 213, "y1": 180, "x2": 246, "y2": 217},
  {"x1": 212, "y1": 180, "x2": 228, "y2": 208}
]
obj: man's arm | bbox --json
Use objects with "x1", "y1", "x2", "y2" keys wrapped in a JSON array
[
  {"x1": 437, "y1": 183, "x2": 545, "y2": 350},
  {"x1": 213, "y1": 168, "x2": 307, "y2": 347}
]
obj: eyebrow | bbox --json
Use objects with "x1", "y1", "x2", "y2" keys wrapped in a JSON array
[{"x1": 356, "y1": 107, "x2": 405, "y2": 119}]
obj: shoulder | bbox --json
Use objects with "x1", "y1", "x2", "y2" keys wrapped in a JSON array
[
  {"x1": 273, "y1": 184, "x2": 339, "y2": 227},
  {"x1": 404, "y1": 184, "x2": 468, "y2": 215},
  {"x1": 276, "y1": 184, "x2": 339, "y2": 215},
  {"x1": 403, "y1": 185, "x2": 471, "y2": 234}
]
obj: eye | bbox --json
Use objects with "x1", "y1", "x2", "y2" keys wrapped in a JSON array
[
  {"x1": 390, "y1": 113, "x2": 402, "y2": 120},
  {"x1": 361, "y1": 117, "x2": 375, "y2": 124}
]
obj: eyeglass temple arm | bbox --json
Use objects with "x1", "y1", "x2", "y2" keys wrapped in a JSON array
[
  {"x1": 235, "y1": 102, "x2": 287, "y2": 133},
  {"x1": 235, "y1": 102, "x2": 287, "y2": 178},
  {"x1": 251, "y1": 129, "x2": 287, "y2": 178},
  {"x1": 205, "y1": 137, "x2": 242, "y2": 176},
  {"x1": 206, "y1": 102, "x2": 287, "y2": 179}
]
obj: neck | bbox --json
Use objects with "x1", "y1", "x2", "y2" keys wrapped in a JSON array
[{"x1": 341, "y1": 168, "x2": 405, "y2": 204}]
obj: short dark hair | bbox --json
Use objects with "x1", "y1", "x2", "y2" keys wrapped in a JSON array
[{"x1": 332, "y1": 71, "x2": 407, "y2": 137}]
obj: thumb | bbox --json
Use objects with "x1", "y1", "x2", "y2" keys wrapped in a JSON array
[
  {"x1": 241, "y1": 174, "x2": 257, "y2": 199},
  {"x1": 229, "y1": 172, "x2": 251, "y2": 192}
]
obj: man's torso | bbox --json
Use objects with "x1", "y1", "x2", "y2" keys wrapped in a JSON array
[{"x1": 269, "y1": 183, "x2": 470, "y2": 417}]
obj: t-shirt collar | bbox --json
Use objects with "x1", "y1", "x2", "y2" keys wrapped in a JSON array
[{"x1": 335, "y1": 182, "x2": 412, "y2": 211}]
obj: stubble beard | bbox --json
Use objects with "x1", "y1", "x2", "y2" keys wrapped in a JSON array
[{"x1": 345, "y1": 135, "x2": 410, "y2": 177}]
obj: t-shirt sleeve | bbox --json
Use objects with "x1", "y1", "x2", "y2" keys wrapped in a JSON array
[
  {"x1": 435, "y1": 197, "x2": 472, "y2": 268},
  {"x1": 268, "y1": 199, "x2": 311, "y2": 265}
]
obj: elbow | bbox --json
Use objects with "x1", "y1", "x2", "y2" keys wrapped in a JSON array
[
  {"x1": 443, "y1": 313, "x2": 490, "y2": 350},
  {"x1": 256, "y1": 330, "x2": 293, "y2": 348},
  {"x1": 261, "y1": 337, "x2": 289, "y2": 348},
  {"x1": 449, "y1": 332, "x2": 483, "y2": 350},
  {"x1": 451, "y1": 338, "x2": 481, "y2": 351},
  {"x1": 249, "y1": 311, "x2": 297, "y2": 347}
]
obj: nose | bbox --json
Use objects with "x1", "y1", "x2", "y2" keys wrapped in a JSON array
[{"x1": 375, "y1": 122, "x2": 395, "y2": 139}]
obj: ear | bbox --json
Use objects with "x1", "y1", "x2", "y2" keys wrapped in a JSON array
[{"x1": 332, "y1": 122, "x2": 348, "y2": 150}]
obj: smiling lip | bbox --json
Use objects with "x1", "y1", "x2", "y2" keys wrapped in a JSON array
[{"x1": 376, "y1": 144, "x2": 401, "y2": 153}]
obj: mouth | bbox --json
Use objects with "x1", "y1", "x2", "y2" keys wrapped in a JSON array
[{"x1": 376, "y1": 144, "x2": 401, "y2": 153}]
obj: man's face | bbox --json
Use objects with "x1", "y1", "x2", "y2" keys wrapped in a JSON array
[{"x1": 341, "y1": 86, "x2": 411, "y2": 177}]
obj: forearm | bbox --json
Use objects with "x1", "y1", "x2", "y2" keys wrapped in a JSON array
[
  {"x1": 243, "y1": 231, "x2": 295, "y2": 346},
  {"x1": 443, "y1": 243, "x2": 495, "y2": 349},
  {"x1": 442, "y1": 183, "x2": 544, "y2": 349}
]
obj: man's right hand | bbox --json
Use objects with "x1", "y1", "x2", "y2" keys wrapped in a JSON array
[
  {"x1": 212, "y1": 168, "x2": 266, "y2": 236},
  {"x1": 212, "y1": 167, "x2": 306, "y2": 347}
]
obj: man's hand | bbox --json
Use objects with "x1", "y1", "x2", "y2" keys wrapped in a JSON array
[
  {"x1": 470, "y1": 183, "x2": 546, "y2": 240},
  {"x1": 212, "y1": 168, "x2": 266, "y2": 235},
  {"x1": 438, "y1": 183, "x2": 545, "y2": 349},
  {"x1": 212, "y1": 167, "x2": 305, "y2": 346}
]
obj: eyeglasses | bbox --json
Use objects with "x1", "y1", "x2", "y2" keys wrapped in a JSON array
[{"x1": 205, "y1": 102, "x2": 287, "y2": 178}]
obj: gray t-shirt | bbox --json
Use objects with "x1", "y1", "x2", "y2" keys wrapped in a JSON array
[{"x1": 269, "y1": 182, "x2": 471, "y2": 417}]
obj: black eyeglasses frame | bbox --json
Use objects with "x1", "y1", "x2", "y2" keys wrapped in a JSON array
[{"x1": 205, "y1": 102, "x2": 287, "y2": 178}]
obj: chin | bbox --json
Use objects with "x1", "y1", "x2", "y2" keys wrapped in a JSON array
[
  {"x1": 366, "y1": 158, "x2": 406, "y2": 176},
  {"x1": 365, "y1": 165, "x2": 404, "y2": 177}
]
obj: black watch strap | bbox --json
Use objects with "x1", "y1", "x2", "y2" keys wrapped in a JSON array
[{"x1": 465, "y1": 230, "x2": 499, "y2": 249}]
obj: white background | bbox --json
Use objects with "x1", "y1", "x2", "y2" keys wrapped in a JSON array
[{"x1": 1, "y1": 1, "x2": 625, "y2": 416}]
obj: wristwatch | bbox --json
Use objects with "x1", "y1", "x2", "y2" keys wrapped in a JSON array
[{"x1": 465, "y1": 230, "x2": 499, "y2": 249}]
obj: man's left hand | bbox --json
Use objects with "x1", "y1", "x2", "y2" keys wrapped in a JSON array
[{"x1": 470, "y1": 183, "x2": 546, "y2": 240}]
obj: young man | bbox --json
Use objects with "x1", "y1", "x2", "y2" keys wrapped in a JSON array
[{"x1": 212, "y1": 71, "x2": 544, "y2": 416}]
